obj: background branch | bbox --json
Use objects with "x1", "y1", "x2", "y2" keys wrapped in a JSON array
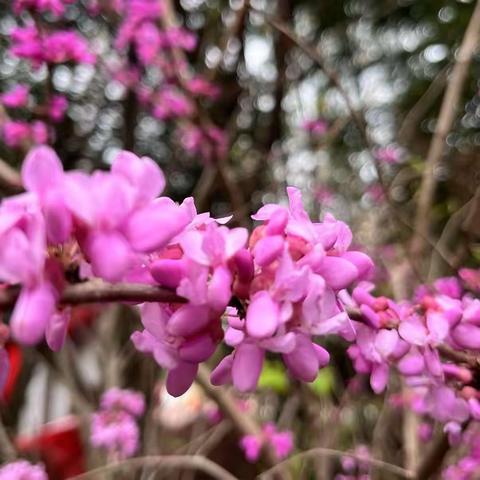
[{"x1": 410, "y1": 0, "x2": 480, "y2": 258}]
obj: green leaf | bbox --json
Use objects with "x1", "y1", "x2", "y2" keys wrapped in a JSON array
[
  {"x1": 258, "y1": 361, "x2": 289, "y2": 393},
  {"x1": 310, "y1": 367, "x2": 335, "y2": 397}
]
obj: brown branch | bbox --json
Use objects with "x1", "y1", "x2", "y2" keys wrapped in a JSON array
[
  {"x1": 414, "y1": 431, "x2": 450, "y2": 480},
  {"x1": 437, "y1": 344, "x2": 480, "y2": 370},
  {"x1": 0, "y1": 416, "x2": 17, "y2": 462},
  {"x1": 259, "y1": 446, "x2": 413, "y2": 479},
  {"x1": 0, "y1": 159, "x2": 23, "y2": 194},
  {"x1": 259, "y1": 12, "x2": 367, "y2": 146},
  {"x1": 196, "y1": 365, "x2": 287, "y2": 474},
  {"x1": 0, "y1": 280, "x2": 184, "y2": 310},
  {"x1": 70, "y1": 454, "x2": 239, "y2": 480},
  {"x1": 398, "y1": 66, "x2": 448, "y2": 145},
  {"x1": 410, "y1": 0, "x2": 480, "y2": 258}
]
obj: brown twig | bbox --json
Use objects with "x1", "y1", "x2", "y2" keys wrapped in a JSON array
[
  {"x1": 196, "y1": 365, "x2": 286, "y2": 473},
  {"x1": 414, "y1": 431, "x2": 450, "y2": 480},
  {"x1": 0, "y1": 159, "x2": 23, "y2": 194},
  {"x1": 0, "y1": 281, "x2": 185, "y2": 310},
  {"x1": 398, "y1": 66, "x2": 448, "y2": 145},
  {"x1": 258, "y1": 446, "x2": 413, "y2": 479},
  {"x1": 70, "y1": 454, "x2": 239, "y2": 480},
  {"x1": 0, "y1": 416, "x2": 17, "y2": 462},
  {"x1": 410, "y1": 0, "x2": 480, "y2": 258}
]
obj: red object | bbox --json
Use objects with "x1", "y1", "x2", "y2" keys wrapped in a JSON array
[
  {"x1": 1, "y1": 342, "x2": 23, "y2": 404},
  {"x1": 16, "y1": 416, "x2": 86, "y2": 480},
  {"x1": 68, "y1": 305, "x2": 100, "y2": 336}
]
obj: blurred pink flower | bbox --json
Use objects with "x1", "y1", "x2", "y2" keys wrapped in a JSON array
[{"x1": 0, "y1": 85, "x2": 29, "y2": 108}]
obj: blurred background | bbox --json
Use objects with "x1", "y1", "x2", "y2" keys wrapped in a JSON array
[{"x1": 0, "y1": 0, "x2": 479, "y2": 478}]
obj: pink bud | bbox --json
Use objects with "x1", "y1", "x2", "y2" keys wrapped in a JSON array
[
  {"x1": 253, "y1": 235, "x2": 284, "y2": 267},
  {"x1": 178, "y1": 334, "x2": 216, "y2": 362},
  {"x1": 283, "y1": 334, "x2": 319, "y2": 382},
  {"x1": 232, "y1": 343, "x2": 264, "y2": 392},
  {"x1": 167, "y1": 305, "x2": 210, "y2": 337},
  {"x1": 316, "y1": 256, "x2": 359, "y2": 290},
  {"x1": 11, "y1": 284, "x2": 56, "y2": 345},
  {"x1": 86, "y1": 231, "x2": 132, "y2": 282},
  {"x1": 266, "y1": 208, "x2": 288, "y2": 235},
  {"x1": 166, "y1": 362, "x2": 198, "y2": 397},
  {"x1": 150, "y1": 258, "x2": 186, "y2": 288},
  {"x1": 246, "y1": 291, "x2": 280, "y2": 339},
  {"x1": 125, "y1": 200, "x2": 190, "y2": 252}
]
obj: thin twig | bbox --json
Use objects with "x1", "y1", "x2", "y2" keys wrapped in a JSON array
[
  {"x1": 414, "y1": 431, "x2": 450, "y2": 480},
  {"x1": 70, "y1": 455, "x2": 239, "y2": 480},
  {"x1": 398, "y1": 66, "x2": 448, "y2": 145},
  {"x1": 411, "y1": 0, "x2": 480, "y2": 258},
  {"x1": 258, "y1": 446, "x2": 413, "y2": 479},
  {"x1": 0, "y1": 159, "x2": 22, "y2": 194},
  {"x1": 196, "y1": 365, "x2": 286, "y2": 473},
  {"x1": 0, "y1": 416, "x2": 17, "y2": 462}
]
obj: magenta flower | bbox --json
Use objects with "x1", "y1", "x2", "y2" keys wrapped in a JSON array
[
  {"x1": 47, "y1": 95, "x2": 68, "y2": 123},
  {"x1": 91, "y1": 388, "x2": 145, "y2": 460},
  {"x1": 0, "y1": 460, "x2": 47, "y2": 480},
  {"x1": 2, "y1": 121, "x2": 31, "y2": 148},
  {"x1": 375, "y1": 145, "x2": 402, "y2": 165},
  {"x1": 239, "y1": 423, "x2": 294, "y2": 463},
  {"x1": 0, "y1": 85, "x2": 29, "y2": 109},
  {"x1": 303, "y1": 119, "x2": 328, "y2": 136}
]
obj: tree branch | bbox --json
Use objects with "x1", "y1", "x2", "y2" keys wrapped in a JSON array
[
  {"x1": 410, "y1": 0, "x2": 480, "y2": 258},
  {"x1": 70, "y1": 454, "x2": 239, "y2": 480},
  {"x1": 414, "y1": 431, "x2": 450, "y2": 480},
  {"x1": 196, "y1": 365, "x2": 288, "y2": 476},
  {"x1": 0, "y1": 281, "x2": 185, "y2": 310},
  {"x1": 259, "y1": 446, "x2": 413, "y2": 479},
  {"x1": 0, "y1": 159, "x2": 23, "y2": 194}
]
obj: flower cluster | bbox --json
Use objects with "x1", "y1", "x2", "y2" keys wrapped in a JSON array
[
  {"x1": 1, "y1": 1, "x2": 92, "y2": 148},
  {"x1": 0, "y1": 460, "x2": 47, "y2": 480},
  {"x1": 442, "y1": 428, "x2": 480, "y2": 480},
  {"x1": 0, "y1": 84, "x2": 57, "y2": 148},
  {"x1": 239, "y1": 423, "x2": 294, "y2": 463},
  {"x1": 346, "y1": 270, "x2": 480, "y2": 435},
  {"x1": 209, "y1": 188, "x2": 373, "y2": 392},
  {"x1": 303, "y1": 118, "x2": 329, "y2": 137},
  {"x1": 90, "y1": 388, "x2": 145, "y2": 460},
  {"x1": 0, "y1": 145, "x2": 373, "y2": 398},
  {"x1": 0, "y1": 146, "x2": 187, "y2": 348},
  {"x1": 104, "y1": 0, "x2": 226, "y2": 162},
  {"x1": 11, "y1": 27, "x2": 95, "y2": 68},
  {"x1": 335, "y1": 445, "x2": 371, "y2": 480}
]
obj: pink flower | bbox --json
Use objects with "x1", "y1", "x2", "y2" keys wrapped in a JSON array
[
  {"x1": 91, "y1": 388, "x2": 145, "y2": 459},
  {"x1": 48, "y1": 95, "x2": 68, "y2": 122},
  {"x1": 162, "y1": 28, "x2": 197, "y2": 51},
  {"x1": 31, "y1": 121, "x2": 49, "y2": 144},
  {"x1": 375, "y1": 145, "x2": 402, "y2": 165},
  {"x1": 239, "y1": 423, "x2": 294, "y2": 463},
  {"x1": 186, "y1": 77, "x2": 220, "y2": 98},
  {"x1": 0, "y1": 85, "x2": 29, "y2": 108},
  {"x1": 2, "y1": 121, "x2": 31, "y2": 148},
  {"x1": 0, "y1": 461, "x2": 47, "y2": 480},
  {"x1": 303, "y1": 119, "x2": 328, "y2": 136},
  {"x1": 43, "y1": 31, "x2": 95, "y2": 64},
  {"x1": 11, "y1": 26, "x2": 94, "y2": 66},
  {"x1": 240, "y1": 434, "x2": 262, "y2": 462},
  {"x1": 152, "y1": 88, "x2": 194, "y2": 120},
  {"x1": 100, "y1": 388, "x2": 146, "y2": 417}
]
